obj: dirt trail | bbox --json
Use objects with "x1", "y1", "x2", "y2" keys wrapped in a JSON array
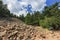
[{"x1": 0, "y1": 18, "x2": 60, "y2": 40}]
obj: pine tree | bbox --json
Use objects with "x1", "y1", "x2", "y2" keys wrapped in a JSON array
[
  {"x1": 19, "y1": 14, "x2": 25, "y2": 22},
  {"x1": 0, "y1": 1, "x2": 15, "y2": 18},
  {"x1": 25, "y1": 13, "x2": 32, "y2": 24},
  {"x1": 32, "y1": 11, "x2": 41, "y2": 25}
]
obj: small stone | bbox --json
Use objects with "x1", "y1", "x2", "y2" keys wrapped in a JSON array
[
  {"x1": 40, "y1": 34, "x2": 46, "y2": 39},
  {"x1": 8, "y1": 31, "x2": 18, "y2": 38},
  {"x1": 0, "y1": 30, "x2": 6, "y2": 37},
  {"x1": 0, "y1": 37, "x2": 2, "y2": 40}
]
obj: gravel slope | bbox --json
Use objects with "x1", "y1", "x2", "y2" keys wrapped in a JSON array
[{"x1": 0, "y1": 18, "x2": 60, "y2": 40}]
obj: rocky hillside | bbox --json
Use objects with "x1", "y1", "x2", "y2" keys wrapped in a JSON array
[{"x1": 0, "y1": 18, "x2": 60, "y2": 40}]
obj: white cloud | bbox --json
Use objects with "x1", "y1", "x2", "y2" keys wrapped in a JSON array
[
  {"x1": 13, "y1": 9, "x2": 28, "y2": 16},
  {"x1": 2, "y1": 0, "x2": 46, "y2": 16}
]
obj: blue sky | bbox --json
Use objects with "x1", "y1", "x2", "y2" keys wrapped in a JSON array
[
  {"x1": 46, "y1": 0, "x2": 60, "y2": 6},
  {"x1": 2, "y1": 0, "x2": 60, "y2": 16}
]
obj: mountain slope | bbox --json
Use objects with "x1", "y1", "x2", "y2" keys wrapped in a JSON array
[{"x1": 0, "y1": 18, "x2": 60, "y2": 40}]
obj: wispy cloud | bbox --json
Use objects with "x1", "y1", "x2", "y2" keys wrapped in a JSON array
[{"x1": 2, "y1": 0, "x2": 46, "y2": 16}]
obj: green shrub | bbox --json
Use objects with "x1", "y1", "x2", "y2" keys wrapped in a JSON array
[
  {"x1": 39, "y1": 17, "x2": 60, "y2": 30},
  {"x1": 39, "y1": 18, "x2": 50, "y2": 29}
]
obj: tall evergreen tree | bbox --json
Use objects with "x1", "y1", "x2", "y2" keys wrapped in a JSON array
[
  {"x1": 19, "y1": 14, "x2": 25, "y2": 22},
  {"x1": 0, "y1": 1, "x2": 14, "y2": 18},
  {"x1": 25, "y1": 13, "x2": 32, "y2": 24},
  {"x1": 31, "y1": 11, "x2": 41, "y2": 25}
]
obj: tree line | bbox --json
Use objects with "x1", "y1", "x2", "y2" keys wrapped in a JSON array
[
  {"x1": 19, "y1": 2, "x2": 60, "y2": 30},
  {"x1": 0, "y1": 1, "x2": 17, "y2": 18}
]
